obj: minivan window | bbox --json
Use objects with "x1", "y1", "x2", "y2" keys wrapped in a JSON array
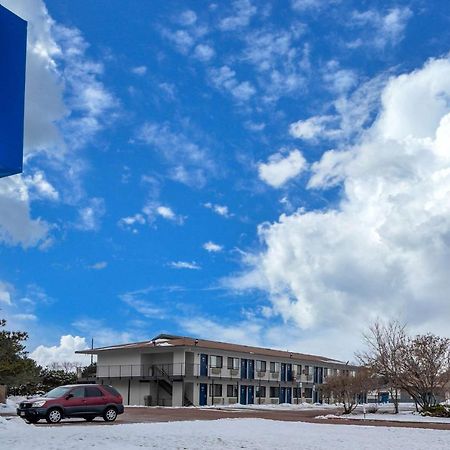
[
  {"x1": 45, "y1": 386, "x2": 71, "y2": 398},
  {"x1": 103, "y1": 385, "x2": 120, "y2": 397},
  {"x1": 70, "y1": 387, "x2": 85, "y2": 398},
  {"x1": 85, "y1": 386, "x2": 104, "y2": 397}
]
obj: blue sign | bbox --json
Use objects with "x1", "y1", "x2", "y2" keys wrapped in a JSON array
[{"x1": 0, "y1": 5, "x2": 27, "y2": 178}]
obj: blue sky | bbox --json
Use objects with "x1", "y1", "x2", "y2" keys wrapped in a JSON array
[{"x1": 1, "y1": 0, "x2": 450, "y2": 365}]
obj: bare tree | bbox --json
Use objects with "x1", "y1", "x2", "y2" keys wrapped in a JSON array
[
  {"x1": 321, "y1": 368, "x2": 374, "y2": 414},
  {"x1": 357, "y1": 321, "x2": 406, "y2": 413},
  {"x1": 48, "y1": 361, "x2": 78, "y2": 373},
  {"x1": 358, "y1": 321, "x2": 450, "y2": 412},
  {"x1": 400, "y1": 333, "x2": 450, "y2": 410}
]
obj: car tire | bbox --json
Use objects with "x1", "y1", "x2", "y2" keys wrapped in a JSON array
[
  {"x1": 26, "y1": 418, "x2": 39, "y2": 424},
  {"x1": 46, "y1": 408, "x2": 62, "y2": 424},
  {"x1": 103, "y1": 407, "x2": 117, "y2": 422}
]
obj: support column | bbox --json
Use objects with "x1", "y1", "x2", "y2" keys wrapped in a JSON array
[{"x1": 172, "y1": 381, "x2": 183, "y2": 407}]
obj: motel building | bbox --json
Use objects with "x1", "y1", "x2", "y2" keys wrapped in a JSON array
[{"x1": 77, "y1": 334, "x2": 355, "y2": 407}]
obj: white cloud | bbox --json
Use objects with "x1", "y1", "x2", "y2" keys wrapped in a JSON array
[
  {"x1": 231, "y1": 57, "x2": 450, "y2": 347},
  {"x1": 73, "y1": 318, "x2": 139, "y2": 347},
  {"x1": 30, "y1": 335, "x2": 91, "y2": 366},
  {"x1": 194, "y1": 44, "x2": 215, "y2": 62},
  {"x1": 351, "y1": 7, "x2": 412, "y2": 49},
  {"x1": 119, "y1": 204, "x2": 184, "y2": 231},
  {"x1": 210, "y1": 66, "x2": 256, "y2": 101},
  {"x1": 88, "y1": 261, "x2": 108, "y2": 270},
  {"x1": 182, "y1": 317, "x2": 263, "y2": 347},
  {"x1": 75, "y1": 197, "x2": 105, "y2": 231},
  {"x1": 289, "y1": 74, "x2": 386, "y2": 143},
  {"x1": 0, "y1": 282, "x2": 12, "y2": 306},
  {"x1": 156, "y1": 206, "x2": 176, "y2": 220},
  {"x1": 138, "y1": 122, "x2": 216, "y2": 188},
  {"x1": 0, "y1": 176, "x2": 50, "y2": 247},
  {"x1": 118, "y1": 213, "x2": 146, "y2": 229},
  {"x1": 245, "y1": 121, "x2": 266, "y2": 132},
  {"x1": 169, "y1": 261, "x2": 201, "y2": 270},
  {"x1": 13, "y1": 313, "x2": 37, "y2": 321},
  {"x1": 140, "y1": 203, "x2": 185, "y2": 225},
  {"x1": 323, "y1": 63, "x2": 358, "y2": 94},
  {"x1": 162, "y1": 29, "x2": 195, "y2": 54},
  {"x1": 0, "y1": 0, "x2": 116, "y2": 248},
  {"x1": 291, "y1": 0, "x2": 327, "y2": 11},
  {"x1": 289, "y1": 116, "x2": 335, "y2": 140},
  {"x1": 203, "y1": 241, "x2": 223, "y2": 252},
  {"x1": 120, "y1": 290, "x2": 166, "y2": 319},
  {"x1": 219, "y1": 0, "x2": 257, "y2": 31},
  {"x1": 204, "y1": 202, "x2": 232, "y2": 218},
  {"x1": 131, "y1": 65, "x2": 147, "y2": 76},
  {"x1": 24, "y1": 171, "x2": 59, "y2": 201},
  {"x1": 178, "y1": 10, "x2": 197, "y2": 26},
  {"x1": 258, "y1": 150, "x2": 308, "y2": 188},
  {"x1": 241, "y1": 29, "x2": 307, "y2": 102}
]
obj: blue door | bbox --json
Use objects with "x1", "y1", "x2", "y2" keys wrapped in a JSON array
[
  {"x1": 313, "y1": 389, "x2": 322, "y2": 403},
  {"x1": 380, "y1": 392, "x2": 389, "y2": 403},
  {"x1": 240, "y1": 385, "x2": 247, "y2": 405},
  {"x1": 241, "y1": 359, "x2": 248, "y2": 379},
  {"x1": 286, "y1": 387, "x2": 292, "y2": 404},
  {"x1": 200, "y1": 354, "x2": 208, "y2": 376},
  {"x1": 286, "y1": 364, "x2": 292, "y2": 381},
  {"x1": 314, "y1": 367, "x2": 323, "y2": 384},
  {"x1": 199, "y1": 383, "x2": 207, "y2": 406},
  {"x1": 280, "y1": 363, "x2": 286, "y2": 382},
  {"x1": 247, "y1": 386, "x2": 254, "y2": 404},
  {"x1": 280, "y1": 387, "x2": 286, "y2": 404},
  {"x1": 248, "y1": 360, "x2": 255, "y2": 380}
]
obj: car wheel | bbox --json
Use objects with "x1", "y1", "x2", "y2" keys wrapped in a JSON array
[
  {"x1": 46, "y1": 408, "x2": 62, "y2": 424},
  {"x1": 26, "y1": 418, "x2": 39, "y2": 424},
  {"x1": 103, "y1": 407, "x2": 117, "y2": 422}
]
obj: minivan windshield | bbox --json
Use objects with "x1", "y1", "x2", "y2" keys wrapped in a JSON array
[{"x1": 44, "y1": 386, "x2": 72, "y2": 398}]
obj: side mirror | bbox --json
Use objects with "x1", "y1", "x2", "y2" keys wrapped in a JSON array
[{"x1": 66, "y1": 393, "x2": 74, "y2": 400}]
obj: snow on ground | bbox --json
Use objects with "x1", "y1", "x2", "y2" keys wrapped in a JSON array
[
  {"x1": 0, "y1": 397, "x2": 26, "y2": 414},
  {"x1": 1, "y1": 416, "x2": 450, "y2": 450},
  {"x1": 317, "y1": 411, "x2": 450, "y2": 424},
  {"x1": 315, "y1": 403, "x2": 450, "y2": 424}
]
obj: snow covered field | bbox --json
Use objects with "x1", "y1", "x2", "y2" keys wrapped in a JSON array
[
  {"x1": 317, "y1": 411, "x2": 450, "y2": 424},
  {"x1": 2, "y1": 416, "x2": 450, "y2": 450}
]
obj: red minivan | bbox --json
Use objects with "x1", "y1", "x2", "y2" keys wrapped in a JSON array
[{"x1": 16, "y1": 384, "x2": 124, "y2": 424}]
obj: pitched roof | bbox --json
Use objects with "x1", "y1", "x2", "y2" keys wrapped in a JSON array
[{"x1": 77, "y1": 333, "x2": 350, "y2": 366}]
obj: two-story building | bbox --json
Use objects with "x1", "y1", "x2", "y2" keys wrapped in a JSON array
[{"x1": 77, "y1": 334, "x2": 354, "y2": 407}]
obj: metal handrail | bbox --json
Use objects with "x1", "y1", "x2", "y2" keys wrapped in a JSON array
[{"x1": 76, "y1": 362, "x2": 320, "y2": 384}]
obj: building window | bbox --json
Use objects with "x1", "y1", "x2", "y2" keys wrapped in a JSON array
[
  {"x1": 304, "y1": 388, "x2": 313, "y2": 398},
  {"x1": 209, "y1": 384, "x2": 222, "y2": 397},
  {"x1": 296, "y1": 364, "x2": 302, "y2": 375},
  {"x1": 256, "y1": 386, "x2": 266, "y2": 398},
  {"x1": 270, "y1": 362, "x2": 279, "y2": 373},
  {"x1": 304, "y1": 365, "x2": 309, "y2": 375},
  {"x1": 227, "y1": 384, "x2": 238, "y2": 397},
  {"x1": 256, "y1": 360, "x2": 266, "y2": 372},
  {"x1": 210, "y1": 355, "x2": 223, "y2": 368},
  {"x1": 227, "y1": 357, "x2": 239, "y2": 370},
  {"x1": 270, "y1": 387, "x2": 280, "y2": 398},
  {"x1": 293, "y1": 387, "x2": 301, "y2": 398},
  {"x1": 323, "y1": 368, "x2": 328, "y2": 378}
]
